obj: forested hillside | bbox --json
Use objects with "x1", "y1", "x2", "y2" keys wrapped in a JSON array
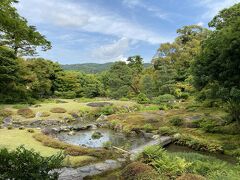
[{"x1": 61, "y1": 62, "x2": 151, "y2": 73}]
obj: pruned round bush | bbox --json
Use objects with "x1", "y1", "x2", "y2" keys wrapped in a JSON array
[
  {"x1": 91, "y1": 131, "x2": 103, "y2": 139},
  {"x1": 121, "y1": 162, "x2": 158, "y2": 180},
  {"x1": 137, "y1": 93, "x2": 149, "y2": 104},
  {"x1": 50, "y1": 107, "x2": 67, "y2": 113},
  {"x1": 152, "y1": 94, "x2": 175, "y2": 104},
  {"x1": 27, "y1": 129, "x2": 35, "y2": 133},
  {"x1": 177, "y1": 173, "x2": 206, "y2": 180},
  {"x1": 170, "y1": 116, "x2": 184, "y2": 126},
  {"x1": 0, "y1": 109, "x2": 13, "y2": 117},
  {"x1": 17, "y1": 108, "x2": 35, "y2": 118},
  {"x1": 7, "y1": 126, "x2": 13, "y2": 130}
]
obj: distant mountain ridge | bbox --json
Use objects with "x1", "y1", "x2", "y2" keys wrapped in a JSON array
[{"x1": 61, "y1": 62, "x2": 151, "y2": 73}]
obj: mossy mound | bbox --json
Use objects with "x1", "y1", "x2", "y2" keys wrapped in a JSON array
[
  {"x1": 17, "y1": 108, "x2": 35, "y2": 118},
  {"x1": 121, "y1": 162, "x2": 158, "y2": 180},
  {"x1": 50, "y1": 107, "x2": 67, "y2": 113}
]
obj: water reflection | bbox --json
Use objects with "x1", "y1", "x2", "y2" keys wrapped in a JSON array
[{"x1": 57, "y1": 129, "x2": 150, "y2": 150}]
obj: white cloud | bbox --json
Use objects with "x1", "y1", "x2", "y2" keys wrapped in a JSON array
[
  {"x1": 197, "y1": 22, "x2": 204, "y2": 26},
  {"x1": 198, "y1": 0, "x2": 240, "y2": 19},
  {"x1": 16, "y1": 0, "x2": 167, "y2": 44},
  {"x1": 90, "y1": 37, "x2": 129, "y2": 62},
  {"x1": 122, "y1": 0, "x2": 169, "y2": 20}
]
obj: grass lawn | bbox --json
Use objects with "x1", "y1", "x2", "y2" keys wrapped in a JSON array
[
  {"x1": 0, "y1": 129, "x2": 60, "y2": 156},
  {"x1": 0, "y1": 128, "x2": 98, "y2": 166},
  {"x1": 1, "y1": 99, "x2": 138, "y2": 122}
]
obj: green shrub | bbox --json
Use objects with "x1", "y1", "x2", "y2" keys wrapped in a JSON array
[
  {"x1": 141, "y1": 105, "x2": 159, "y2": 111},
  {"x1": 170, "y1": 116, "x2": 184, "y2": 126},
  {"x1": 119, "y1": 97, "x2": 129, "y2": 101},
  {"x1": 50, "y1": 107, "x2": 67, "y2": 113},
  {"x1": 180, "y1": 92, "x2": 190, "y2": 100},
  {"x1": 174, "y1": 152, "x2": 240, "y2": 178},
  {"x1": 7, "y1": 126, "x2": 13, "y2": 130},
  {"x1": 27, "y1": 129, "x2": 35, "y2": 133},
  {"x1": 143, "y1": 123, "x2": 154, "y2": 132},
  {"x1": 17, "y1": 108, "x2": 35, "y2": 118},
  {"x1": 19, "y1": 126, "x2": 25, "y2": 130},
  {"x1": 142, "y1": 146, "x2": 190, "y2": 178},
  {"x1": 54, "y1": 91, "x2": 76, "y2": 99},
  {"x1": 98, "y1": 105, "x2": 115, "y2": 115},
  {"x1": 137, "y1": 93, "x2": 149, "y2": 104},
  {"x1": 91, "y1": 131, "x2": 103, "y2": 139},
  {"x1": 0, "y1": 146, "x2": 64, "y2": 180},
  {"x1": 158, "y1": 104, "x2": 169, "y2": 110},
  {"x1": 152, "y1": 94, "x2": 175, "y2": 104},
  {"x1": 158, "y1": 126, "x2": 177, "y2": 135},
  {"x1": 121, "y1": 162, "x2": 158, "y2": 180}
]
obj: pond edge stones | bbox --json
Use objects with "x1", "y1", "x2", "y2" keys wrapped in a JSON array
[{"x1": 57, "y1": 159, "x2": 123, "y2": 180}]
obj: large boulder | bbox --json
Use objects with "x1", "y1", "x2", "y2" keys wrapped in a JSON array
[{"x1": 3, "y1": 117, "x2": 12, "y2": 125}]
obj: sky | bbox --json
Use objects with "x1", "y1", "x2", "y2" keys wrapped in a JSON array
[{"x1": 16, "y1": 0, "x2": 240, "y2": 64}]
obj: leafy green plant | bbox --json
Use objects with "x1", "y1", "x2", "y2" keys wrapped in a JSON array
[
  {"x1": 143, "y1": 123, "x2": 154, "y2": 132},
  {"x1": 158, "y1": 126, "x2": 177, "y2": 135},
  {"x1": 137, "y1": 93, "x2": 149, "y2": 104},
  {"x1": 0, "y1": 146, "x2": 64, "y2": 180},
  {"x1": 152, "y1": 94, "x2": 175, "y2": 104},
  {"x1": 170, "y1": 116, "x2": 184, "y2": 126},
  {"x1": 142, "y1": 146, "x2": 190, "y2": 178},
  {"x1": 27, "y1": 129, "x2": 35, "y2": 133}
]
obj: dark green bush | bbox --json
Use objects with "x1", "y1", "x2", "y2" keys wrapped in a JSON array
[
  {"x1": 143, "y1": 123, "x2": 154, "y2": 132},
  {"x1": 152, "y1": 94, "x2": 175, "y2": 104},
  {"x1": 0, "y1": 146, "x2": 64, "y2": 180},
  {"x1": 98, "y1": 105, "x2": 116, "y2": 115},
  {"x1": 158, "y1": 126, "x2": 177, "y2": 135},
  {"x1": 55, "y1": 91, "x2": 76, "y2": 99},
  {"x1": 170, "y1": 116, "x2": 184, "y2": 126},
  {"x1": 137, "y1": 93, "x2": 149, "y2": 104}
]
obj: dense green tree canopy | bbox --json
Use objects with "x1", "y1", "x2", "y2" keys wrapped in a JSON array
[
  {"x1": 193, "y1": 3, "x2": 240, "y2": 122},
  {"x1": 0, "y1": 0, "x2": 51, "y2": 56}
]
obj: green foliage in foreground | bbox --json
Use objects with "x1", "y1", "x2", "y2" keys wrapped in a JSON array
[
  {"x1": 141, "y1": 145, "x2": 240, "y2": 179},
  {"x1": 0, "y1": 146, "x2": 64, "y2": 180}
]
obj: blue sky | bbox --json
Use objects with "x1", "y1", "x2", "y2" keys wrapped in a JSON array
[{"x1": 16, "y1": 0, "x2": 240, "y2": 64}]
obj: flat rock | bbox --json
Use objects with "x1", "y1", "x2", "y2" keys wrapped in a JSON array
[
  {"x1": 87, "y1": 102, "x2": 113, "y2": 107},
  {"x1": 57, "y1": 159, "x2": 122, "y2": 180}
]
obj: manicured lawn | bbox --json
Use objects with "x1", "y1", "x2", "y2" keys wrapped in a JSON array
[
  {"x1": 0, "y1": 129, "x2": 60, "y2": 156},
  {"x1": 0, "y1": 128, "x2": 98, "y2": 167},
  {"x1": 1, "y1": 99, "x2": 138, "y2": 122}
]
